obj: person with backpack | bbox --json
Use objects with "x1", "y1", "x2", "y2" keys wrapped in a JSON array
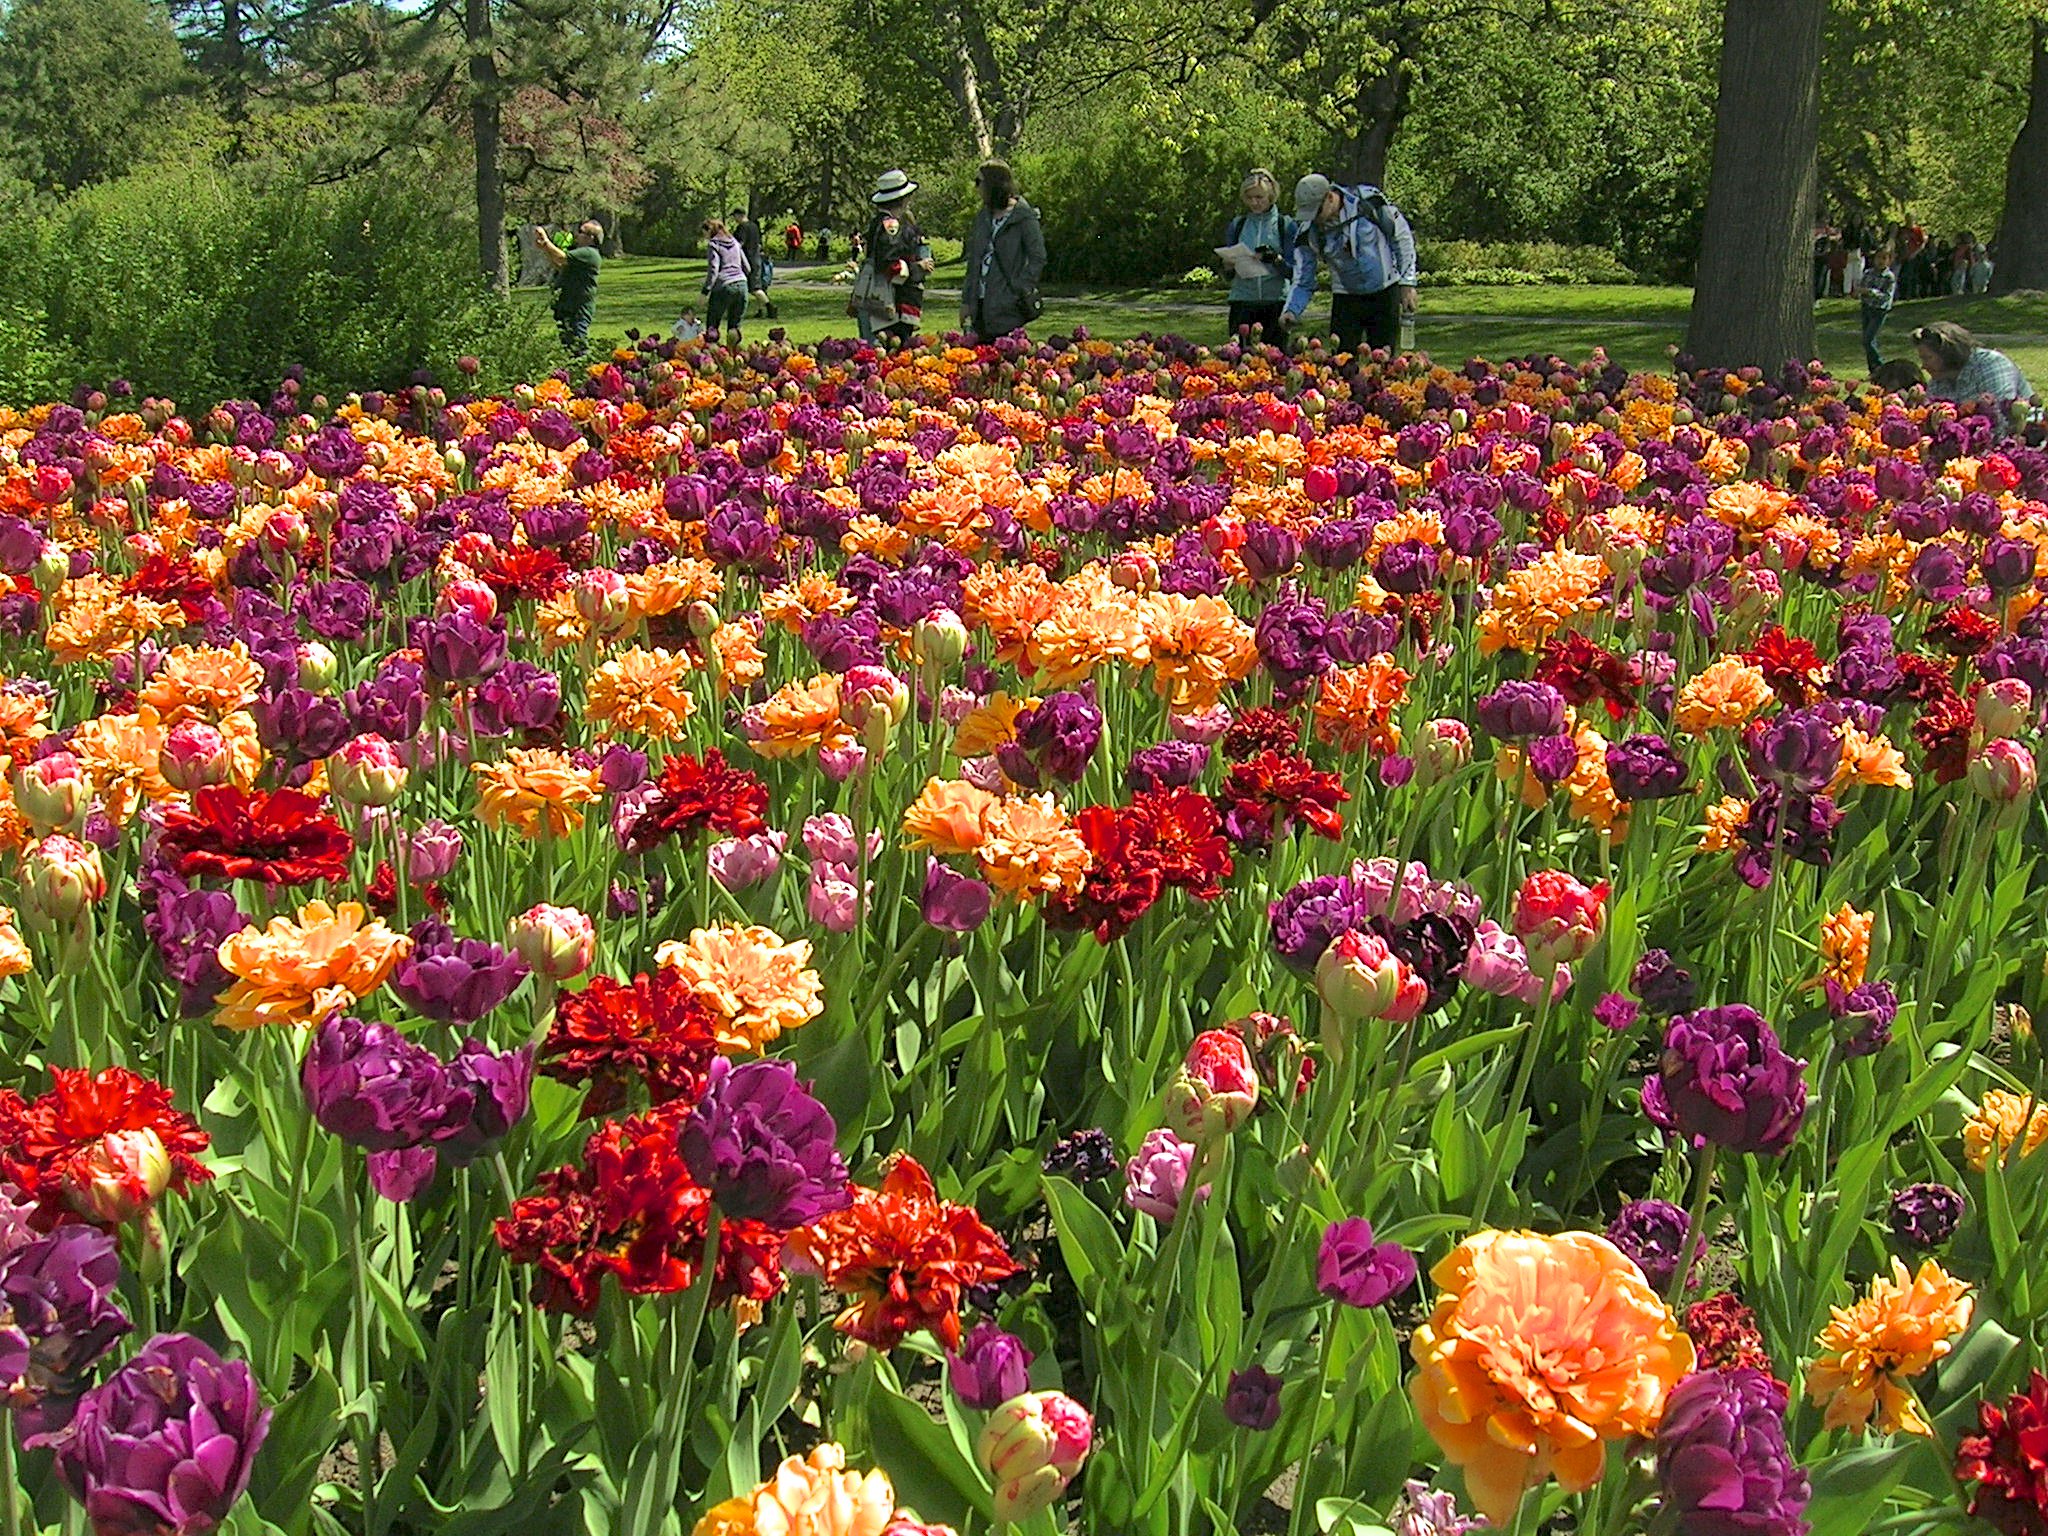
[
  {"x1": 1219, "y1": 168, "x2": 1297, "y2": 343},
  {"x1": 959, "y1": 160, "x2": 1047, "y2": 342},
  {"x1": 1279, "y1": 174, "x2": 1418, "y2": 358}
]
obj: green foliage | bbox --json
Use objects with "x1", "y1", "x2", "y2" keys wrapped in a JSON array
[
  {"x1": 4, "y1": 164, "x2": 557, "y2": 406},
  {"x1": 0, "y1": 0, "x2": 197, "y2": 194},
  {"x1": 1010, "y1": 79, "x2": 1321, "y2": 286}
]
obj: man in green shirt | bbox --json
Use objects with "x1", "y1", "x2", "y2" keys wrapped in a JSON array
[{"x1": 533, "y1": 220, "x2": 604, "y2": 354}]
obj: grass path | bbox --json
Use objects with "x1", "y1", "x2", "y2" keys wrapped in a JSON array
[{"x1": 554, "y1": 256, "x2": 2048, "y2": 385}]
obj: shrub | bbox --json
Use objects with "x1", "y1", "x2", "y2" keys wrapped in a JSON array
[
  {"x1": 1417, "y1": 240, "x2": 1636, "y2": 286},
  {"x1": 12, "y1": 164, "x2": 557, "y2": 406}
]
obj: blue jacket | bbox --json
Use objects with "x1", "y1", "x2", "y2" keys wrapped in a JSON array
[{"x1": 1284, "y1": 185, "x2": 1417, "y2": 318}]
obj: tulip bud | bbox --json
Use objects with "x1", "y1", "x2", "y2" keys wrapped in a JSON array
[
  {"x1": 509, "y1": 903, "x2": 596, "y2": 980},
  {"x1": 840, "y1": 666, "x2": 910, "y2": 735},
  {"x1": 281, "y1": 646, "x2": 335, "y2": 700},
  {"x1": 1976, "y1": 678, "x2": 2033, "y2": 741},
  {"x1": 159, "y1": 722, "x2": 232, "y2": 793},
  {"x1": 406, "y1": 818, "x2": 464, "y2": 884},
  {"x1": 66, "y1": 1127, "x2": 174, "y2": 1224},
  {"x1": 1314, "y1": 929, "x2": 1426, "y2": 1026},
  {"x1": 1970, "y1": 738, "x2": 2036, "y2": 807},
  {"x1": 1512, "y1": 869, "x2": 1608, "y2": 970},
  {"x1": 13, "y1": 753, "x2": 91, "y2": 835},
  {"x1": 31, "y1": 544, "x2": 70, "y2": 596},
  {"x1": 438, "y1": 578, "x2": 498, "y2": 624},
  {"x1": 1412, "y1": 718, "x2": 1472, "y2": 787},
  {"x1": 573, "y1": 569, "x2": 631, "y2": 633},
  {"x1": 327, "y1": 734, "x2": 409, "y2": 807},
  {"x1": 1163, "y1": 1029, "x2": 1260, "y2": 1142},
  {"x1": 1108, "y1": 550, "x2": 1159, "y2": 593},
  {"x1": 262, "y1": 508, "x2": 308, "y2": 554},
  {"x1": 20, "y1": 834, "x2": 108, "y2": 925},
  {"x1": 977, "y1": 1392, "x2": 1094, "y2": 1527},
  {"x1": 912, "y1": 609, "x2": 969, "y2": 670},
  {"x1": 684, "y1": 600, "x2": 721, "y2": 641}
]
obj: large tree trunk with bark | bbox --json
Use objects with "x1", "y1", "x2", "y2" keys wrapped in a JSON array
[
  {"x1": 1685, "y1": 0, "x2": 1823, "y2": 369},
  {"x1": 467, "y1": 0, "x2": 508, "y2": 293},
  {"x1": 1332, "y1": 59, "x2": 1408, "y2": 188},
  {"x1": 1993, "y1": 18, "x2": 2048, "y2": 295}
]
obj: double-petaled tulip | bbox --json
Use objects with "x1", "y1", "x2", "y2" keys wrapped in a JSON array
[
  {"x1": 13, "y1": 753, "x2": 90, "y2": 835},
  {"x1": 1969, "y1": 739, "x2": 2035, "y2": 812},
  {"x1": 328, "y1": 733, "x2": 409, "y2": 808},
  {"x1": 1974, "y1": 678, "x2": 2032, "y2": 741},
  {"x1": 50, "y1": 1333, "x2": 271, "y2": 1533}
]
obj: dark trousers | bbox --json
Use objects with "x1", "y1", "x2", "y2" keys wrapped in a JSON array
[
  {"x1": 555, "y1": 314, "x2": 590, "y2": 356},
  {"x1": 1860, "y1": 305, "x2": 1888, "y2": 374},
  {"x1": 1328, "y1": 287, "x2": 1402, "y2": 357},
  {"x1": 1227, "y1": 301, "x2": 1285, "y2": 343},
  {"x1": 706, "y1": 285, "x2": 747, "y2": 339}
]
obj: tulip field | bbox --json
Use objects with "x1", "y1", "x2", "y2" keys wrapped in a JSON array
[{"x1": 2, "y1": 332, "x2": 2047, "y2": 1536}]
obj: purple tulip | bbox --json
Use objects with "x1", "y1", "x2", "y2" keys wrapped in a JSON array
[
  {"x1": 1223, "y1": 1365, "x2": 1284, "y2": 1430},
  {"x1": 1477, "y1": 680, "x2": 1567, "y2": 741},
  {"x1": 1643, "y1": 1006, "x2": 1809, "y2": 1157},
  {"x1": 1983, "y1": 535, "x2": 2037, "y2": 594},
  {"x1": 0, "y1": 1226, "x2": 132, "y2": 1442},
  {"x1": 413, "y1": 610, "x2": 508, "y2": 687},
  {"x1": 1826, "y1": 979, "x2": 1898, "y2": 1059},
  {"x1": 1315, "y1": 1218, "x2": 1416, "y2": 1308},
  {"x1": 470, "y1": 661, "x2": 562, "y2": 736},
  {"x1": 1605, "y1": 1199, "x2": 1697, "y2": 1292},
  {"x1": 1907, "y1": 543, "x2": 1969, "y2": 603},
  {"x1": 678, "y1": 1058, "x2": 851, "y2": 1229},
  {"x1": 49, "y1": 1333, "x2": 272, "y2": 1533},
  {"x1": 439, "y1": 1039, "x2": 535, "y2": 1164},
  {"x1": 305, "y1": 424, "x2": 367, "y2": 479},
  {"x1": 921, "y1": 858, "x2": 993, "y2": 933},
  {"x1": 252, "y1": 686, "x2": 350, "y2": 764},
  {"x1": 1374, "y1": 540, "x2": 1438, "y2": 595},
  {"x1": 1240, "y1": 521, "x2": 1299, "y2": 582},
  {"x1": 405, "y1": 820, "x2": 464, "y2": 885},
  {"x1": 1752, "y1": 707, "x2": 1841, "y2": 792},
  {"x1": 1889, "y1": 1182, "x2": 1965, "y2": 1250},
  {"x1": 1593, "y1": 992, "x2": 1641, "y2": 1032},
  {"x1": 1632, "y1": 949, "x2": 1696, "y2": 1017},
  {"x1": 1127, "y1": 739, "x2": 1211, "y2": 792},
  {"x1": 1607, "y1": 734, "x2": 1690, "y2": 801},
  {"x1": 301, "y1": 1014, "x2": 466, "y2": 1153},
  {"x1": 389, "y1": 919, "x2": 528, "y2": 1025},
  {"x1": 1654, "y1": 1369, "x2": 1809, "y2": 1536},
  {"x1": 948, "y1": 1321, "x2": 1033, "y2": 1410},
  {"x1": 995, "y1": 690, "x2": 1102, "y2": 787},
  {"x1": 367, "y1": 1146, "x2": 439, "y2": 1203},
  {"x1": 1526, "y1": 731, "x2": 1579, "y2": 787},
  {"x1": 142, "y1": 880, "x2": 246, "y2": 1018},
  {"x1": 1042, "y1": 1128, "x2": 1118, "y2": 1182}
]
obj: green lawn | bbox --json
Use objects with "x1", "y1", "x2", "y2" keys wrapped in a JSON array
[{"x1": 542, "y1": 256, "x2": 2048, "y2": 386}]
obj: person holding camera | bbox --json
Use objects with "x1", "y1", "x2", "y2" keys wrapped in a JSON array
[{"x1": 1222, "y1": 169, "x2": 1297, "y2": 344}]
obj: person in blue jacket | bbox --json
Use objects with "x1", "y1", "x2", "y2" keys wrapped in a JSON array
[{"x1": 1279, "y1": 173, "x2": 1417, "y2": 358}]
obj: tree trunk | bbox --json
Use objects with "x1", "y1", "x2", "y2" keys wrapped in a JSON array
[
  {"x1": 1685, "y1": 0, "x2": 1824, "y2": 370},
  {"x1": 1993, "y1": 18, "x2": 2048, "y2": 295},
  {"x1": 467, "y1": 0, "x2": 508, "y2": 294},
  {"x1": 945, "y1": 12, "x2": 997, "y2": 161},
  {"x1": 1332, "y1": 58, "x2": 1408, "y2": 188}
]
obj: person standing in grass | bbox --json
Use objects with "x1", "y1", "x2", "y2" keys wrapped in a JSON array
[
  {"x1": 1219, "y1": 168, "x2": 1297, "y2": 344},
  {"x1": 701, "y1": 218, "x2": 752, "y2": 344},
  {"x1": 1279, "y1": 174, "x2": 1417, "y2": 358},
  {"x1": 533, "y1": 220, "x2": 604, "y2": 354},
  {"x1": 959, "y1": 160, "x2": 1046, "y2": 342},
  {"x1": 863, "y1": 170, "x2": 931, "y2": 347},
  {"x1": 1858, "y1": 246, "x2": 1897, "y2": 377},
  {"x1": 731, "y1": 208, "x2": 775, "y2": 320}
]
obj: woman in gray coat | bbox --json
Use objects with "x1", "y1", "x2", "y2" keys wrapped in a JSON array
[{"x1": 959, "y1": 161, "x2": 1047, "y2": 341}]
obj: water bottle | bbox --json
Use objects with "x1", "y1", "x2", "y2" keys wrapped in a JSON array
[{"x1": 1399, "y1": 313, "x2": 1417, "y2": 352}]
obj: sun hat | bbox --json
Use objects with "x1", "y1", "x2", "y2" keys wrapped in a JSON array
[
  {"x1": 1292, "y1": 174, "x2": 1333, "y2": 227},
  {"x1": 871, "y1": 169, "x2": 919, "y2": 205}
]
